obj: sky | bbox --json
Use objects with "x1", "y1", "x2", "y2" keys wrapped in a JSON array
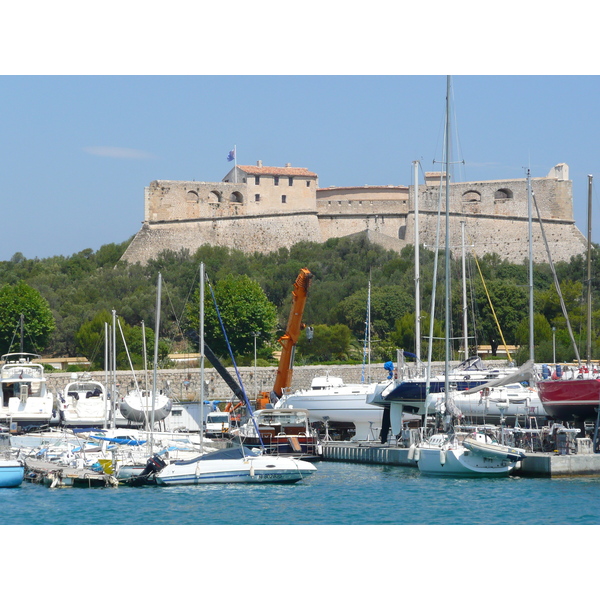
[{"x1": 1, "y1": 4, "x2": 599, "y2": 263}]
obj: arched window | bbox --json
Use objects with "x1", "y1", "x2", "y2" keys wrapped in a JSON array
[
  {"x1": 462, "y1": 190, "x2": 481, "y2": 203},
  {"x1": 187, "y1": 190, "x2": 199, "y2": 202},
  {"x1": 494, "y1": 188, "x2": 513, "y2": 200},
  {"x1": 209, "y1": 190, "x2": 222, "y2": 203},
  {"x1": 230, "y1": 191, "x2": 243, "y2": 203}
]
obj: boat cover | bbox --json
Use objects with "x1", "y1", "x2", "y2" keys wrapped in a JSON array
[{"x1": 173, "y1": 446, "x2": 261, "y2": 465}]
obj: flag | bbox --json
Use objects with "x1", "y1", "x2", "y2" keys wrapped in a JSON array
[{"x1": 227, "y1": 148, "x2": 235, "y2": 162}]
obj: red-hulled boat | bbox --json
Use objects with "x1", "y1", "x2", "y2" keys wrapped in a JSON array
[{"x1": 537, "y1": 375, "x2": 600, "y2": 422}]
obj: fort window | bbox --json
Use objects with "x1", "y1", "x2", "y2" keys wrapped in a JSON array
[
  {"x1": 398, "y1": 225, "x2": 406, "y2": 240},
  {"x1": 209, "y1": 190, "x2": 222, "y2": 203},
  {"x1": 255, "y1": 176, "x2": 260, "y2": 185},
  {"x1": 494, "y1": 188, "x2": 513, "y2": 200},
  {"x1": 282, "y1": 195, "x2": 287, "y2": 204},
  {"x1": 306, "y1": 181, "x2": 310, "y2": 187},
  {"x1": 231, "y1": 191, "x2": 243, "y2": 203},
  {"x1": 462, "y1": 191, "x2": 481, "y2": 203},
  {"x1": 274, "y1": 176, "x2": 279, "y2": 186},
  {"x1": 255, "y1": 194, "x2": 261, "y2": 202},
  {"x1": 288, "y1": 177, "x2": 293, "y2": 186},
  {"x1": 187, "y1": 190, "x2": 199, "y2": 203}
]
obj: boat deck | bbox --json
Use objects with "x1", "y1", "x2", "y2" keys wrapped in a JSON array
[{"x1": 321, "y1": 441, "x2": 600, "y2": 477}]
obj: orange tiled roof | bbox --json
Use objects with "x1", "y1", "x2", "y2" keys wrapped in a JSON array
[{"x1": 237, "y1": 165, "x2": 317, "y2": 177}]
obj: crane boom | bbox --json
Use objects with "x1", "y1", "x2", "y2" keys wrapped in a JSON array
[{"x1": 256, "y1": 267, "x2": 313, "y2": 408}]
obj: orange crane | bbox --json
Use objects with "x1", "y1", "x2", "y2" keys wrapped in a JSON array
[{"x1": 256, "y1": 267, "x2": 313, "y2": 409}]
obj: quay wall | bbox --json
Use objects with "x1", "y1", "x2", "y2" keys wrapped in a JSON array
[
  {"x1": 44, "y1": 360, "x2": 509, "y2": 403},
  {"x1": 320, "y1": 444, "x2": 600, "y2": 477}
]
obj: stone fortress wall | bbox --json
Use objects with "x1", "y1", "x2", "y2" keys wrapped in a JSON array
[{"x1": 121, "y1": 161, "x2": 586, "y2": 265}]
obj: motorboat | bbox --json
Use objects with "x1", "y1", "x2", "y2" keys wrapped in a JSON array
[
  {"x1": 57, "y1": 375, "x2": 109, "y2": 428},
  {"x1": 230, "y1": 408, "x2": 322, "y2": 459},
  {"x1": 0, "y1": 432, "x2": 24, "y2": 487},
  {"x1": 413, "y1": 430, "x2": 526, "y2": 477},
  {"x1": 0, "y1": 353, "x2": 54, "y2": 430},
  {"x1": 154, "y1": 445, "x2": 317, "y2": 485},
  {"x1": 275, "y1": 374, "x2": 388, "y2": 440}
]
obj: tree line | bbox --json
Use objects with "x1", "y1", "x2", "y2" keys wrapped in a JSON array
[{"x1": 0, "y1": 235, "x2": 597, "y2": 370}]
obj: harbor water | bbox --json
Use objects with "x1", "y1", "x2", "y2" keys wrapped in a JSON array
[
  {"x1": 3, "y1": 460, "x2": 600, "y2": 526},
  {"x1": 2, "y1": 460, "x2": 595, "y2": 598}
]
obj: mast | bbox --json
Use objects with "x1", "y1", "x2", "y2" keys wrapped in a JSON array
[
  {"x1": 527, "y1": 170, "x2": 534, "y2": 363},
  {"x1": 111, "y1": 310, "x2": 117, "y2": 428},
  {"x1": 460, "y1": 221, "x2": 468, "y2": 360},
  {"x1": 444, "y1": 75, "x2": 451, "y2": 405},
  {"x1": 104, "y1": 322, "x2": 109, "y2": 429},
  {"x1": 150, "y1": 273, "x2": 162, "y2": 451},
  {"x1": 200, "y1": 262, "x2": 205, "y2": 454},
  {"x1": 587, "y1": 174, "x2": 593, "y2": 365},
  {"x1": 413, "y1": 160, "x2": 421, "y2": 363}
]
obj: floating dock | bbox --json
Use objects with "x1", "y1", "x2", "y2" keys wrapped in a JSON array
[
  {"x1": 24, "y1": 459, "x2": 119, "y2": 488},
  {"x1": 321, "y1": 442, "x2": 600, "y2": 477}
]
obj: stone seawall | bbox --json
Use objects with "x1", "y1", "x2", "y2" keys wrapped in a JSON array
[{"x1": 45, "y1": 361, "x2": 510, "y2": 403}]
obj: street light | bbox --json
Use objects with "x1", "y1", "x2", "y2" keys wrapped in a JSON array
[{"x1": 252, "y1": 332, "x2": 259, "y2": 401}]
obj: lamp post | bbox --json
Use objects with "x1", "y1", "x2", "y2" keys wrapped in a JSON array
[
  {"x1": 252, "y1": 332, "x2": 259, "y2": 401},
  {"x1": 552, "y1": 327, "x2": 556, "y2": 364}
]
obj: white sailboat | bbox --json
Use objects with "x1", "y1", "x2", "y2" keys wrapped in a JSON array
[
  {"x1": 414, "y1": 76, "x2": 526, "y2": 476},
  {"x1": 117, "y1": 288, "x2": 173, "y2": 427},
  {"x1": 414, "y1": 430, "x2": 525, "y2": 477}
]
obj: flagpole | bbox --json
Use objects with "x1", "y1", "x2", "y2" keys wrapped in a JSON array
[{"x1": 234, "y1": 145, "x2": 237, "y2": 183}]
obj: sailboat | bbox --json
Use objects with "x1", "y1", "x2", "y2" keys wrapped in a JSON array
[
  {"x1": 154, "y1": 263, "x2": 317, "y2": 485},
  {"x1": 413, "y1": 76, "x2": 526, "y2": 476},
  {"x1": 537, "y1": 175, "x2": 600, "y2": 423},
  {"x1": 118, "y1": 292, "x2": 173, "y2": 427}
]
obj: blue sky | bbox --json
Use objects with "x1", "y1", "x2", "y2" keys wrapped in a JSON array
[{"x1": 1, "y1": 6, "x2": 598, "y2": 262}]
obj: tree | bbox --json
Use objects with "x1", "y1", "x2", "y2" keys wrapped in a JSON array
[
  {"x1": 186, "y1": 274, "x2": 278, "y2": 358},
  {"x1": 0, "y1": 281, "x2": 55, "y2": 354},
  {"x1": 296, "y1": 324, "x2": 352, "y2": 363}
]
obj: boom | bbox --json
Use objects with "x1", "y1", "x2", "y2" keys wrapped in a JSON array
[{"x1": 257, "y1": 267, "x2": 313, "y2": 408}]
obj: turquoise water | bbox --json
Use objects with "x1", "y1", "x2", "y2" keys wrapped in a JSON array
[{"x1": 2, "y1": 460, "x2": 600, "y2": 525}]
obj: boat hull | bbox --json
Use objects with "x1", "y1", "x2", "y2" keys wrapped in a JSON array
[
  {"x1": 417, "y1": 446, "x2": 518, "y2": 477},
  {"x1": 156, "y1": 454, "x2": 316, "y2": 485},
  {"x1": 277, "y1": 383, "x2": 384, "y2": 440},
  {"x1": 0, "y1": 460, "x2": 25, "y2": 487},
  {"x1": 537, "y1": 378, "x2": 600, "y2": 421}
]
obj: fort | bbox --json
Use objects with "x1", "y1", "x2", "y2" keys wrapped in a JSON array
[{"x1": 121, "y1": 161, "x2": 586, "y2": 265}]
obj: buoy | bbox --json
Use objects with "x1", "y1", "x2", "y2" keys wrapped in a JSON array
[
  {"x1": 440, "y1": 450, "x2": 446, "y2": 466},
  {"x1": 250, "y1": 463, "x2": 255, "y2": 478},
  {"x1": 414, "y1": 447, "x2": 421, "y2": 462},
  {"x1": 407, "y1": 444, "x2": 415, "y2": 460}
]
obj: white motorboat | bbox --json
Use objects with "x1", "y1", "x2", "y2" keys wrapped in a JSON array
[
  {"x1": 0, "y1": 353, "x2": 54, "y2": 430},
  {"x1": 155, "y1": 446, "x2": 317, "y2": 485},
  {"x1": 413, "y1": 430, "x2": 526, "y2": 477},
  {"x1": 275, "y1": 374, "x2": 388, "y2": 441},
  {"x1": 57, "y1": 375, "x2": 109, "y2": 428}
]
